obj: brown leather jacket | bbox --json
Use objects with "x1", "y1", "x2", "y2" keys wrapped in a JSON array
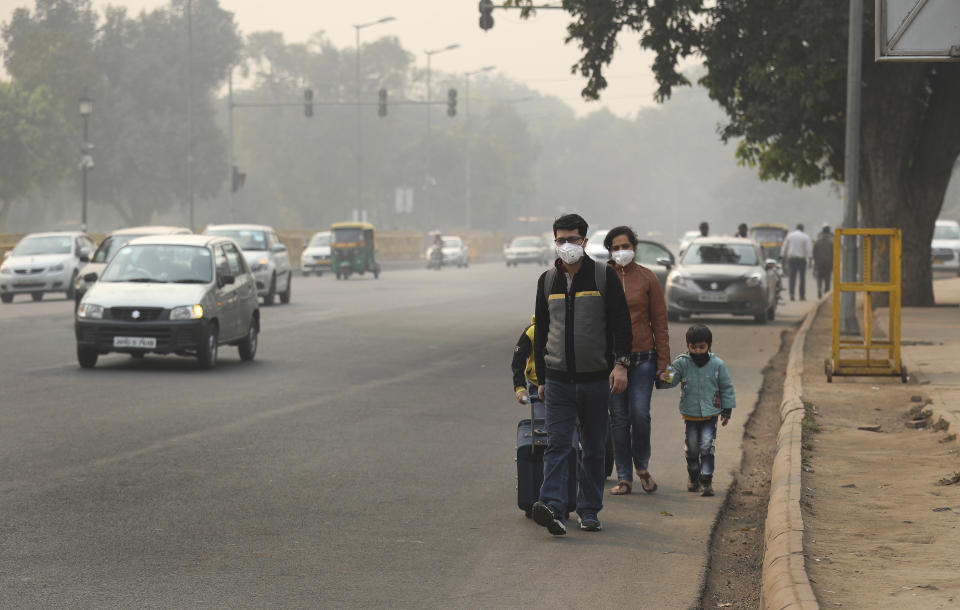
[{"x1": 613, "y1": 261, "x2": 670, "y2": 371}]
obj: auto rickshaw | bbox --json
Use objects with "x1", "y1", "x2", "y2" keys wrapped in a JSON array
[
  {"x1": 749, "y1": 223, "x2": 789, "y2": 262},
  {"x1": 330, "y1": 222, "x2": 381, "y2": 280}
]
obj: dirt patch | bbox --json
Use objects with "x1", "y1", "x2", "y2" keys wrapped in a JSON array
[{"x1": 698, "y1": 328, "x2": 794, "y2": 609}]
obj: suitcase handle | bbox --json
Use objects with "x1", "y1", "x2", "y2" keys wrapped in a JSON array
[{"x1": 522, "y1": 394, "x2": 547, "y2": 439}]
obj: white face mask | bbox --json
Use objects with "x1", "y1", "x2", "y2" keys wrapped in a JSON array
[
  {"x1": 611, "y1": 249, "x2": 635, "y2": 267},
  {"x1": 557, "y1": 242, "x2": 584, "y2": 265}
]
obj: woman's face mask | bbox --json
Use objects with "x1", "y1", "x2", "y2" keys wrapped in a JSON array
[
  {"x1": 611, "y1": 249, "x2": 635, "y2": 267},
  {"x1": 557, "y1": 242, "x2": 584, "y2": 265}
]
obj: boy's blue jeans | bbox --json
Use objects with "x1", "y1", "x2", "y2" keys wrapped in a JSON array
[
  {"x1": 540, "y1": 378, "x2": 609, "y2": 521},
  {"x1": 607, "y1": 357, "x2": 657, "y2": 481},
  {"x1": 684, "y1": 417, "x2": 718, "y2": 477}
]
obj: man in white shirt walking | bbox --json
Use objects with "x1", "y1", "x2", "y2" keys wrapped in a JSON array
[{"x1": 781, "y1": 224, "x2": 813, "y2": 301}]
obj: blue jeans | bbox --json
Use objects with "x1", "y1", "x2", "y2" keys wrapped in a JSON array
[
  {"x1": 608, "y1": 356, "x2": 657, "y2": 482},
  {"x1": 540, "y1": 379, "x2": 609, "y2": 521},
  {"x1": 684, "y1": 417, "x2": 718, "y2": 476}
]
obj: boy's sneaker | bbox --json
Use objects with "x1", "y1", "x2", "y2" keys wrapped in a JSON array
[
  {"x1": 687, "y1": 471, "x2": 700, "y2": 492},
  {"x1": 700, "y1": 475, "x2": 714, "y2": 497},
  {"x1": 578, "y1": 515, "x2": 602, "y2": 531},
  {"x1": 532, "y1": 501, "x2": 566, "y2": 536}
]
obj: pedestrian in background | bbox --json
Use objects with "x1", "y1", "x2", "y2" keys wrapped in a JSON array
[
  {"x1": 699, "y1": 221, "x2": 709, "y2": 237},
  {"x1": 781, "y1": 223, "x2": 813, "y2": 301},
  {"x1": 604, "y1": 226, "x2": 670, "y2": 496},
  {"x1": 658, "y1": 324, "x2": 736, "y2": 497},
  {"x1": 531, "y1": 213, "x2": 633, "y2": 535},
  {"x1": 813, "y1": 225, "x2": 834, "y2": 298},
  {"x1": 736, "y1": 223, "x2": 748, "y2": 238}
]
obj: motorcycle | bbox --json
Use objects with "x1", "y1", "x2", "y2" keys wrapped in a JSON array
[{"x1": 426, "y1": 246, "x2": 444, "y2": 270}]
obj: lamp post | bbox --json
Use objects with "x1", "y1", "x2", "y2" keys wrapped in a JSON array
[
  {"x1": 186, "y1": 0, "x2": 194, "y2": 230},
  {"x1": 78, "y1": 88, "x2": 93, "y2": 231},
  {"x1": 464, "y1": 66, "x2": 494, "y2": 230},
  {"x1": 424, "y1": 43, "x2": 459, "y2": 226},
  {"x1": 354, "y1": 16, "x2": 395, "y2": 223}
]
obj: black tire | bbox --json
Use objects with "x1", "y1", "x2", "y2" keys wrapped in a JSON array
[
  {"x1": 754, "y1": 308, "x2": 769, "y2": 324},
  {"x1": 263, "y1": 274, "x2": 276, "y2": 306},
  {"x1": 31, "y1": 292, "x2": 43, "y2": 302},
  {"x1": 77, "y1": 346, "x2": 98, "y2": 369},
  {"x1": 279, "y1": 272, "x2": 292, "y2": 304},
  {"x1": 0, "y1": 293, "x2": 12, "y2": 304},
  {"x1": 66, "y1": 270, "x2": 78, "y2": 300},
  {"x1": 197, "y1": 323, "x2": 219, "y2": 369},
  {"x1": 238, "y1": 317, "x2": 258, "y2": 361},
  {"x1": 667, "y1": 310, "x2": 679, "y2": 322}
]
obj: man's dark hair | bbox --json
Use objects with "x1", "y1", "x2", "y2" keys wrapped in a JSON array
[
  {"x1": 821, "y1": 225, "x2": 831, "y2": 234},
  {"x1": 604, "y1": 225, "x2": 638, "y2": 251},
  {"x1": 699, "y1": 221, "x2": 709, "y2": 236},
  {"x1": 553, "y1": 213, "x2": 588, "y2": 238},
  {"x1": 685, "y1": 324, "x2": 713, "y2": 348},
  {"x1": 796, "y1": 223, "x2": 805, "y2": 231},
  {"x1": 737, "y1": 223, "x2": 748, "y2": 236}
]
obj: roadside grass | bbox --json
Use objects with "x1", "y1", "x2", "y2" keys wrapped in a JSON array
[{"x1": 802, "y1": 399, "x2": 819, "y2": 451}]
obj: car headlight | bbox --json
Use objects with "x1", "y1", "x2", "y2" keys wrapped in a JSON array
[
  {"x1": 49, "y1": 263, "x2": 65, "y2": 272},
  {"x1": 250, "y1": 258, "x2": 269, "y2": 272},
  {"x1": 670, "y1": 274, "x2": 691, "y2": 288},
  {"x1": 745, "y1": 272, "x2": 763, "y2": 288},
  {"x1": 170, "y1": 304, "x2": 204, "y2": 320},
  {"x1": 77, "y1": 303, "x2": 104, "y2": 319}
]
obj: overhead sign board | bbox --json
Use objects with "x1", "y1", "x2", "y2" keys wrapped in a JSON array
[{"x1": 876, "y1": 0, "x2": 960, "y2": 61}]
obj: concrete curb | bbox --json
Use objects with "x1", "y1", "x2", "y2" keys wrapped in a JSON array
[{"x1": 760, "y1": 297, "x2": 826, "y2": 610}]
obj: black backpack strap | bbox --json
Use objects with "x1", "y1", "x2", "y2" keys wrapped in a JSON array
[{"x1": 544, "y1": 267, "x2": 558, "y2": 296}]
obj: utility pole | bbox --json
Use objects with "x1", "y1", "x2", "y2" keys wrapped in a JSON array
[
  {"x1": 186, "y1": 0, "x2": 195, "y2": 230},
  {"x1": 227, "y1": 68, "x2": 235, "y2": 222},
  {"x1": 841, "y1": 0, "x2": 863, "y2": 334},
  {"x1": 464, "y1": 66, "x2": 494, "y2": 230},
  {"x1": 424, "y1": 43, "x2": 459, "y2": 227}
]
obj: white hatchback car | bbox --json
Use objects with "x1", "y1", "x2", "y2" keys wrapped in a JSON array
[
  {"x1": 932, "y1": 219, "x2": 960, "y2": 275},
  {"x1": 203, "y1": 224, "x2": 292, "y2": 305},
  {"x1": 1, "y1": 231, "x2": 96, "y2": 303},
  {"x1": 300, "y1": 231, "x2": 331, "y2": 276},
  {"x1": 584, "y1": 229, "x2": 610, "y2": 263}
]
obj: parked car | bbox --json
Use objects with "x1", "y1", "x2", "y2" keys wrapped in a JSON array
[
  {"x1": 665, "y1": 236, "x2": 779, "y2": 323},
  {"x1": 75, "y1": 234, "x2": 260, "y2": 369},
  {"x1": 74, "y1": 225, "x2": 191, "y2": 308},
  {"x1": 300, "y1": 231, "x2": 331, "y2": 276},
  {"x1": 0, "y1": 231, "x2": 95, "y2": 303},
  {"x1": 439, "y1": 236, "x2": 470, "y2": 268},
  {"x1": 540, "y1": 232, "x2": 556, "y2": 263},
  {"x1": 584, "y1": 229, "x2": 610, "y2": 263},
  {"x1": 203, "y1": 224, "x2": 292, "y2": 305},
  {"x1": 634, "y1": 239, "x2": 676, "y2": 289},
  {"x1": 505, "y1": 235, "x2": 546, "y2": 266},
  {"x1": 932, "y1": 219, "x2": 960, "y2": 275}
]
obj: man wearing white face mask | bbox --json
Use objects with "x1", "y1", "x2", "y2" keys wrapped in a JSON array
[
  {"x1": 530, "y1": 214, "x2": 633, "y2": 535},
  {"x1": 603, "y1": 226, "x2": 670, "y2": 497}
]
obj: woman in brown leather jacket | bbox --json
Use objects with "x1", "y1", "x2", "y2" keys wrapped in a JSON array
[{"x1": 604, "y1": 226, "x2": 671, "y2": 495}]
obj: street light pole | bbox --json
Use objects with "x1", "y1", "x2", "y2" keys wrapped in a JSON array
[
  {"x1": 424, "y1": 43, "x2": 459, "y2": 227},
  {"x1": 354, "y1": 16, "x2": 395, "y2": 225},
  {"x1": 78, "y1": 88, "x2": 93, "y2": 231},
  {"x1": 464, "y1": 66, "x2": 494, "y2": 230},
  {"x1": 841, "y1": 0, "x2": 863, "y2": 334},
  {"x1": 186, "y1": 0, "x2": 195, "y2": 230}
]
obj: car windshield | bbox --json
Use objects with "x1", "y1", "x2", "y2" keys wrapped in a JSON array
[
  {"x1": 13, "y1": 235, "x2": 72, "y2": 256},
  {"x1": 443, "y1": 238, "x2": 461, "y2": 247},
  {"x1": 682, "y1": 243, "x2": 759, "y2": 266},
  {"x1": 511, "y1": 237, "x2": 540, "y2": 248},
  {"x1": 92, "y1": 235, "x2": 143, "y2": 263},
  {"x1": 101, "y1": 244, "x2": 212, "y2": 283},
  {"x1": 309, "y1": 233, "x2": 330, "y2": 248},
  {"x1": 934, "y1": 225, "x2": 960, "y2": 240},
  {"x1": 205, "y1": 229, "x2": 267, "y2": 250},
  {"x1": 333, "y1": 228, "x2": 363, "y2": 244}
]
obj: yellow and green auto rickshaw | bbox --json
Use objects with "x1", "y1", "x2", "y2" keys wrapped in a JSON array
[
  {"x1": 749, "y1": 223, "x2": 789, "y2": 262},
  {"x1": 330, "y1": 222, "x2": 381, "y2": 280}
]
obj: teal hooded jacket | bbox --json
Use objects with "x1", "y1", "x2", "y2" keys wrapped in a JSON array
[{"x1": 661, "y1": 353, "x2": 736, "y2": 419}]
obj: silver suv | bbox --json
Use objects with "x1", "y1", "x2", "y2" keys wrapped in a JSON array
[
  {"x1": 75, "y1": 235, "x2": 260, "y2": 369},
  {"x1": 203, "y1": 224, "x2": 292, "y2": 305},
  {"x1": 1, "y1": 231, "x2": 96, "y2": 303}
]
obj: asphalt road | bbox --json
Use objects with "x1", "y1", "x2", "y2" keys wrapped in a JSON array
[{"x1": 0, "y1": 263, "x2": 814, "y2": 608}]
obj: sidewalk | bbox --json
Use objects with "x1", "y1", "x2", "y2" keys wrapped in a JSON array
[{"x1": 799, "y1": 278, "x2": 960, "y2": 608}]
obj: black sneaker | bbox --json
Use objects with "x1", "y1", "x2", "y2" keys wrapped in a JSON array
[
  {"x1": 532, "y1": 501, "x2": 566, "y2": 536},
  {"x1": 700, "y1": 475, "x2": 714, "y2": 497},
  {"x1": 687, "y1": 471, "x2": 700, "y2": 492},
  {"x1": 578, "y1": 515, "x2": 602, "y2": 532}
]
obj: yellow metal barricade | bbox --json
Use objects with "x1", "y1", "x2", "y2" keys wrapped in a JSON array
[{"x1": 826, "y1": 228, "x2": 905, "y2": 382}]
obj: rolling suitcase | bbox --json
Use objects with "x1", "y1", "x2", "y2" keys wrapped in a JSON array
[{"x1": 516, "y1": 397, "x2": 577, "y2": 518}]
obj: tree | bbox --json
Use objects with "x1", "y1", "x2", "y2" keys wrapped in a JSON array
[{"x1": 523, "y1": 0, "x2": 960, "y2": 305}]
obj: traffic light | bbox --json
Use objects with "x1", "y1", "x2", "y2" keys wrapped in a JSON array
[
  {"x1": 231, "y1": 165, "x2": 246, "y2": 193},
  {"x1": 378, "y1": 88, "x2": 387, "y2": 117},
  {"x1": 478, "y1": 0, "x2": 494, "y2": 31},
  {"x1": 304, "y1": 88, "x2": 314, "y2": 117},
  {"x1": 447, "y1": 88, "x2": 457, "y2": 117}
]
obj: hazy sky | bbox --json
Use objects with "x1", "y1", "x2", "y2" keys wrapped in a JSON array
[{"x1": 0, "y1": 0, "x2": 677, "y2": 117}]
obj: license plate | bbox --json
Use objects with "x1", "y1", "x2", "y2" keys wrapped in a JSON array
[
  {"x1": 932, "y1": 256, "x2": 949, "y2": 263},
  {"x1": 698, "y1": 293, "x2": 728, "y2": 303},
  {"x1": 113, "y1": 336, "x2": 156, "y2": 348}
]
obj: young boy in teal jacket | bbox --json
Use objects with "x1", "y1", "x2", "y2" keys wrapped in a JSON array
[{"x1": 658, "y1": 324, "x2": 735, "y2": 496}]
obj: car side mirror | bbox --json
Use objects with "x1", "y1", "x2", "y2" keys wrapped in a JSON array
[
  {"x1": 218, "y1": 274, "x2": 235, "y2": 287},
  {"x1": 272, "y1": 243, "x2": 287, "y2": 253},
  {"x1": 656, "y1": 256, "x2": 673, "y2": 269},
  {"x1": 83, "y1": 272, "x2": 99, "y2": 283},
  {"x1": 78, "y1": 249, "x2": 91, "y2": 263}
]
